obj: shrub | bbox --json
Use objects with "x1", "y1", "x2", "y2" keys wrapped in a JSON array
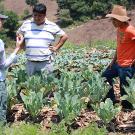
[
  {"x1": 58, "y1": 9, "x2": 73, "y2": 27},
  {"x1": 3, "y1": 11, "x2": 19, "y2": 39},
  {"x1": 57, "y1": 0, "x2": 130, "y2": 26}
]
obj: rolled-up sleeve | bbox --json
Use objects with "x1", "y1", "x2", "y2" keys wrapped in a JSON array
[{"x1": 127, "y1": 26, "x2": 135, "y2": 40}]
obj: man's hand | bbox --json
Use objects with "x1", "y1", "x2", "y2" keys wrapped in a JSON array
[
  {"x1": 131, "y1": 59, "x2": 135, "y2": 67},
  {"x1": 13, "y1": 34, "x2": 24, "y2": 54},
  {"x1": 107, "y1": 61, "x2": 114, "y2": 69},
  {"x1": 107, "y1": 52, "x2": 117, "y2": 69},
  {"x1": 49, "y1": 46, "x2": 58, "y2": 52},
  {"x1": 16, "y1": 34, "x2": 24, "y2": 46},
  {"x1": 49, "y1": 34, "x2": 68, "y2": 52}
]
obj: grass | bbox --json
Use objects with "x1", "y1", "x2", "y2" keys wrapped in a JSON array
[
  {"x1": 62, "y1": 41, "x2": 86, "y2": 50},
  {"x1": 61, "y1": 40, "x2": 116, "y2": 51},
  {"x1": 0, "y1": 122, "x2": 107, "y2": 135},
  {"x1": 0, "y1": 122, "x2": 44, "y2": 135},
  {"x1": 86, "y1": 40, "x2": 116, "y2": 50},
  {"x1": 73, "y1": 123, "x2": 107, "y2": 135}
]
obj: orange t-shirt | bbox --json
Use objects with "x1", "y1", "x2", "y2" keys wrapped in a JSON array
[{"x1": 117, "y1": 25, "x2": 135, "y2": 67}]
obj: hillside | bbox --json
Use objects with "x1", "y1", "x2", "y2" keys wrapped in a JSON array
[
  {"x1": 67, "y1": 10, "x2": 135, "y2": 44},
  {"x1": 3, "y1": 0, "x2": 135, "y2": 44},
  {"x1": 3, "y1": 0, "x2": 58, "y2": 21}
]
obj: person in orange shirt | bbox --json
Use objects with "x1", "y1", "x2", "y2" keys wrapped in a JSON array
[{"x1": 102, "y1": 5, "x2": 135, "y2": 109}]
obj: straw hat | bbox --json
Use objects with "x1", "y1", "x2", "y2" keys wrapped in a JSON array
[{"x1": 106, "y1": 5, "x2": 130, "y2": 22}]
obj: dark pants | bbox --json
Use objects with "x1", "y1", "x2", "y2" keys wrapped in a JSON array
[{"x1": 102, "y1": 62, "x2": 135, "y2": 102}]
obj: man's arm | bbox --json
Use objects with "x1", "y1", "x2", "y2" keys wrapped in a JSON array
[
  {"x1": 108, "y1": 51, "x2": 117, "y2": 69},
  {"x1": 0, "y1": 51, "x2": 4, "y2": 68},
  {"x1": 4, "y1": 35, "x2": 24, "y2": 68},
  {"x1": 49, "y1": 34, "x2": 68, "y2": 52}
]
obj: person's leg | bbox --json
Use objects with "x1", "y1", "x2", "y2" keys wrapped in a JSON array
[
  {"x1": 118, "y1": 67, "x2": 134, "y2": 96},
  {"x1": 35, "y1": 61, "x2": 54, "y2": 74},
  {"x1": 118, "y1": 67, "x2": 134, "y2": 109},
  {"x1": 0, "y1": 81, "x2": 7, "y2": 124},
  {"x1": 102, "y1": 63, "x2": 119, "y2": 102},
  {"x1": 102, "y1": 63, "x2": 119, "y2": 86},
  {"x1": 26, "y1": 61, "x2": 36, "y2": 76}
]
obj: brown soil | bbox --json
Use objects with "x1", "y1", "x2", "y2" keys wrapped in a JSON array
[
  {"x1": 7, "y1": 79, "x2": 135, "y2": 134},
  {"x1": 66, "y1": 10, "x2": 135, "y2": 44},
  {"x1": 7, "y1": 103, "x2": 135, "y2": 134}
]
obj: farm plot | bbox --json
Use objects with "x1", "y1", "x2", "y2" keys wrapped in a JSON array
[{"x1": 4, "y1": 46, "x2": 135, "y2": 135}]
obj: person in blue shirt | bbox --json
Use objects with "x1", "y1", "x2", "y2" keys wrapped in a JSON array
[{"x1": 0, "y1": 13, "x2": 23, "y2": 124}]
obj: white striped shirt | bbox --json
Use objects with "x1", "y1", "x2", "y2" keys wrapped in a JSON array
[
  {"x1": 0, "y1": 39, "x2": 16, "y2": 81},
  {"x1": 17, "y1": 19, "x2": 65, "y2": 61}
]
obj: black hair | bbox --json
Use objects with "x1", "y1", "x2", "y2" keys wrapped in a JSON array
[{"x1": 33, "y1": 3, "x2": 47, "y2": 15}]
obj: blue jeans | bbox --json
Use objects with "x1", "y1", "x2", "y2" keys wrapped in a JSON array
[
  {"x1": 102, "y1": 62, "x2": 135, "y2": 101},
  {"x1": 0, "y1": 81, "x2": 7, "y2": 123}
]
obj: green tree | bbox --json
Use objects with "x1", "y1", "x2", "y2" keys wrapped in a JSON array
[
  {"x1": 25, "y1": 0, "x2": 39, "y2": 9},
  {"x1": 0, "y1": 0, "x2": 5, "y2": 13},
  {"x1": 3, "y1": 11, "x2": 19, "y2": 39},
  {"x1": 57, "y1": 0, "x2": 130, "y2": 27},
  {"x1": 0, "y1": 1, "x2": 19, "y2": 47}
]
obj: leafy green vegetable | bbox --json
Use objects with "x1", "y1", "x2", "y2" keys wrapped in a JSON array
[
  {"x1": 82, "y1": 70, "x2": 109, "y2": 103},
  {"x1": 121, "y1": 78, "x2": 135, "y2": 108},
  {"x1": 93, "y1": 98, "x2": 121, "y2": 124},
  {"x1": 21, "y1": 91, "x2": 44, "y2": 118}
]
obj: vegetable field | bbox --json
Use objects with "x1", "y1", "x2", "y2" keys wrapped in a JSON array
[{"x1": 3, "y1": 45, "x2": 135, "y2": 135}]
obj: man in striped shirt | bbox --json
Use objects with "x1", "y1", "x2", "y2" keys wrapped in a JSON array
[{"x1": 17, "y1": 3, "x2": 68, "y2": 76}]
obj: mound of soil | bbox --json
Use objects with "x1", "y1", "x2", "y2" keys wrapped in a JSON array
[{"x1": 67, "y1": 10, "x2": 135, "y2": 44}]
